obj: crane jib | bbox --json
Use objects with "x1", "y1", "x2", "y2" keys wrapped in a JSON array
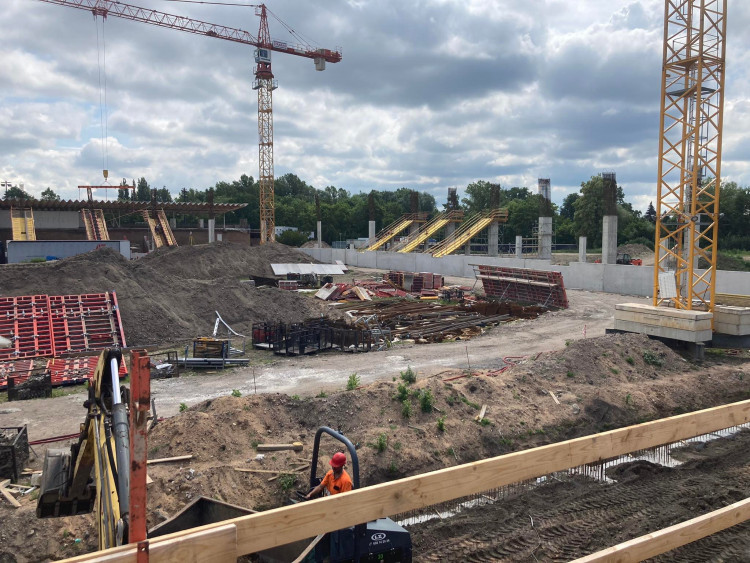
[{"x1": 36, "y1": 0, "x2": 342, "y2": 63}]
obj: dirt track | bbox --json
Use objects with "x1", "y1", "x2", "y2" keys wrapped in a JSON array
[{"x1": 411, "y1": 430, "x2": 750, "y2": 562}]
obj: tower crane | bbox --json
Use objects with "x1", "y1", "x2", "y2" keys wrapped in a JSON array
[
  {"x1": 35, "y1": 0, "x2": 342, "y2": 244},
  {"x1": 653, "y1": 0, "x2": 726, "y2": 314}
]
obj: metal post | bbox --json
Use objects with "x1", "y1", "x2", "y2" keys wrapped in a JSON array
[{"x1": 129, "y1": 350, "x2": 151, "y2": 544}]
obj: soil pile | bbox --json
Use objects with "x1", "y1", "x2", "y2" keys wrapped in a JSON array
[
  {"x1": 616, "y1": 243, "x2": 652, "y2": 258},
  {"x1": 0, "y1": 243, "x2": 329, "y2": 346}
]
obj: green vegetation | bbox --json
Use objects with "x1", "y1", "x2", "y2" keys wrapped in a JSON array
[
  {"x1": 625, "y1": 393, "x2": 633, "y2": 406},
  {"x1": 290, "y1": 394, "x2": 300, "y2": 401},
  {"x1": 179, "y1": 402, "x2": 188, "y2": 412},
  {"x1": 376, "y1": 433, "x2": 388, "y2": 453},
  {"x1": 460, "y1": 396, "x2": 480, "y2": 410},
  {"x1": 566, "y1": 371, "x2": 575, "y2": 378},
  {"x1": 395, "y1": 383, "x2": 409, "y2": 402},
  {"x1": 642, "y1": 350, "x2": 663, "y2": 367},
  {"x1": 419, "y1": 389, "x2": 435, "y2": 413},
  {"x1": 609, "y1": 367, "x2": 620, "y2": 375},
  {"x1": 231, "y1": 389, "x2": 242, "y2": 397},
  {"x1": 401, "y1": 399, "x2": 412, "y2": 418},
  {"x1": 400, "y1": 366, "x2": 417, "y2": 384},
  {"x1": 387, "y1": 461, "x2": 399, "y2": 476},
  {"x1": 393, "y1": 441, "x2": 402, "y2": 451},
  {"x1": 625, "y1": 356, "x2": 635, "y2": 365},
  {"x1": 316, "y1": 390, "x2": 328, "y2": 398},
  {"x1": 278, "y1": 473, "x2": 297, "y2": 491},
  {"x1": 437, "y1": 416, "x2": 446, "y2": 432},
  {"x1": 479, "y1": 418, "x2": 492, "y2": 426},
  {"x1": 346, "y1": 373, "x2": 361, "y2": 391},
  {"x1": 445, "y1": 395, "x2": 456, "y2": 406}
]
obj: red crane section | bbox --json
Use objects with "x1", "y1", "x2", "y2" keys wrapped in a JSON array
[{"x1": 37, "y1": 0, "x2": 342, "y2": 63}]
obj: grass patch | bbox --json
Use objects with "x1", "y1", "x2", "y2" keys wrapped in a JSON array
[
  {"x1": 566, "y1": 371, "x2": 575, "y2": 378},
  {"x1": 460, "y1": 396, "x2": 480, "y2": 410},
  {"x1": 376, "y1": 433, "x2": 387, "y2": 453},
  {"x1": 316, "y1": 390, "x2": 328, "y2": 398},
  {"x1": 437, "y1": 416, "x2": 445, "y2": 432},
  {"x1": 625, "y1": 356, "x2": 635, "y2": 365},
  {"x1": 231, "y1": 389, "x2": 242, "y2": 397},
  {"x1": 609, "y1": 367, "x2": 620, "y2": 375},
  {"x1": 179, "y1": 402, "x2": 188, "y2": 412},
  {"x1": 642, "y1": 350, "x2": 663, "y2": 367}
]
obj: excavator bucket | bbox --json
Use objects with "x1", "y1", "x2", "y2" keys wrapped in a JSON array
[{"x1": 36, "y1": 447, "x2": 95, "y2": 518}]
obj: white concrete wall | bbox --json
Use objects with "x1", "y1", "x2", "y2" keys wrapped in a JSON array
[
  {"x1": 0, "y1": 210, "x2": 81, "y2": 229},
  {"x1": 6, "y1": 240, "x2": 131, "y2": 263}
]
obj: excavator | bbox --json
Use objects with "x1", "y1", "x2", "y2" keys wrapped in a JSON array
[{"x1": 36, "y1": 349, "x2": 151, "y2": 549}]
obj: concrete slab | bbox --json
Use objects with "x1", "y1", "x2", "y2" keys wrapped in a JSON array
[
  {"x1": 713, "y1": 305, "x2": 750, "y2": 336},
  {"x1": 614, "y1": 318, "x2": 713, "y2": 343},
  {"x1": 614, "y1": 310, "x2": 712, "y2": 332},
  {"x1": 615, "y1": 303, "x2": 713, "y2": 321}
]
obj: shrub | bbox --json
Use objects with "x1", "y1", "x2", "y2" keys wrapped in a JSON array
[
  {"x1": 400, "y1": 366, "x2": 417, "y2": 384},
  {"x1": 401, "y1": 399, "x2": 412, "y2": 418},
  {"x1": 437, "y1": 416, "x2": 445, "y2": 432},
  {"x1": 419, "y1": 389, "x2": 435, "y2": 413},
  {"x1": 179, "y1": 402, "x2": 188, "y2": 412},
  {"x1": 395, "y1": 383, "x2": 409, "y2": 402},
  {"x1": 566, "y1": 371, "x2": 575, "y2": 378},
  {"x1": 376, "y1": 433, "x2": 387, "y2": 452},
  {"x1": 278, "y1": 473, "x2": 297, "y2": 491},
  {"x1": 626, "y1": 356, "x2": 635, "y2": 365},
  {"x1": 231, "y1": 389, "x2": 242, "y2": 397},
  {"x1": 643, "y1": 350, "x2": 663, "y2": 367},
  {"x1": 346, "y1": 373, "x2": 361, "y2": 391},
  {"x1": 316, "y1": 390, "x2": 328, "y2": 398},
  {"x1": 291, "y1": 394, "x2": 301, "y2": 401}
]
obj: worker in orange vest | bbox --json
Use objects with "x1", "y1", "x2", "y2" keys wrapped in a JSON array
[{"x1": 305, "y1": 452, "x2": 353, "y2": 498}]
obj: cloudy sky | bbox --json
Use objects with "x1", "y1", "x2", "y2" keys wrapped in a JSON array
[{"x1": 2, "y1": 0, "x2": 749, "y2": 211}]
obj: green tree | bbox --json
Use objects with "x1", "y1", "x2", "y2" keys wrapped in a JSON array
[
  {"x1": 277, "y1": 229, "x2": 310, "y2": 247},
  {"x1": 644, "y1": 201, "x2": 656, "y2": 223},
  {"x1": 40, "y1": 188, "x2": 60, "y2": 201},
  {"x1": 560, "y1": 193, "x2": 580, "y2": 220},
  {"x1": 118, "y1": 179, "x2": 134, "y2": 202},
  {"x1": 461, "y1": 180, "x2": 495, "y2": 213},
  {"x1": 3, "y1": 186, "x2": 31, "y2": 200},
  {"x1": 135, "y1": 177, "x2": 151, "y2": 201}
]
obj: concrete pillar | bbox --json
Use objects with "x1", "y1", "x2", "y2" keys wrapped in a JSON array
[
  {"x1": 317, "y1": 221, "x2": 322, "y2": 249},
  {"x1": 208, "y1": 218, "x2": 216, "y2": 243},
  {"x1": 409, "y1": 222, "x2": 420, "y2": 236},
  {"x1": 515, "y1": 235, "x2": 523, "y2": 258},
  {"x1": 602, "y1": 215, "x2": 618, "y2": 264},
  {"x1": 369, "y1": 220, "x2": 376, "y2": 240},
  {"x1": 445, "y1": 223, "x2": 456, "y2": 239},
  {"x1": 464, "y1": 241, "x2": 471, "y2": 256},
  {"x1": 487, "y1": 221, "x2": 499, "y2": 257},
  {"x1": 578, "y1": 236, "x2": 587, "y2": 262},
  {"x1": 199, "y1": 219, "x2": 204, "y2": 229},
  {"x1": 169, "y1": 217, "x2": 176, "y2": 229},
  {"x1": 538, "y1": 217, "x2": 552, "y2": 260}
]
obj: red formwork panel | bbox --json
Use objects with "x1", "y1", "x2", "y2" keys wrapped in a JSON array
[
  {"x1": 474, "y1": 265, "x2": 569, "y2": 309},
  {"x1": 0, "y1": 295, "x2": 54, "y2": 361},
  {"x1": 46, "y1": 356, "x2": 128, "y2": 387}
]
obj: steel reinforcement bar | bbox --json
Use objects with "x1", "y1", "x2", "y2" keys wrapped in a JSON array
[{"x1": 57, "y1": 398, "x2": 750, "y2": 562}]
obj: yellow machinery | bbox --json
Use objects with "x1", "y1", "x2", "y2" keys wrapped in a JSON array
[
  {"x1": 364, "y1": 213, "x2": 427, "y2": 251},
  {"x1": 36, "y1": 350, "x2": 151, "y2": 550},
  {"x1": 653, "y1": 0, "x2": 726, "y2": 312}
]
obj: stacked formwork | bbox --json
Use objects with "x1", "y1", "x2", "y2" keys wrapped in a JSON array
[
  {"x1": 473, "y1": 265, "x2": 569, "y2": 309},
  {"x1": 0, "y1": 292, "x2": 127, "y2": 389}
]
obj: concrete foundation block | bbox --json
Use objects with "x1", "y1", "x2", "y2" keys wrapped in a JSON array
[
  {"x1": 613, "y1": 318, "x2": 713, "y2": 343},
  {"x1": 614, "y1": 303, "x2": 713, "y2": 342}
]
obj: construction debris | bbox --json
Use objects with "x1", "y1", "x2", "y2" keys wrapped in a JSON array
[
  {"x1": 256, "y1": 442, "x2": 304, "y2": 452},
  {"x1": 147, "y1": 455, "x2": 194, "y2": 465},
  {"x1": 0, "y1": 479, "x2": 22, "y2": 508}
]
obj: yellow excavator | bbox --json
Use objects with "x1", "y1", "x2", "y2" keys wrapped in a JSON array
[{"x1": 36, "y1": 349, "x2": 151, "y2": 549}]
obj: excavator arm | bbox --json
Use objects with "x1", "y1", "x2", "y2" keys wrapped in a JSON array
[{"x1": 36, "y1": 349, "x2": 135, "y2": 550}]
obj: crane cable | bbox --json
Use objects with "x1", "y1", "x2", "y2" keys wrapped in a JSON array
[{"x1": 94, "y1": 14, "x2": 109, "y2": 182}]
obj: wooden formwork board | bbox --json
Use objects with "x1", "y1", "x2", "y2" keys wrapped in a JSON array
[{"x1": 58, "y1": 399, "x2": 750, "y2": 563}]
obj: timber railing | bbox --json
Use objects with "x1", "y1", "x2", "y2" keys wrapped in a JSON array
[{"x1": 61, "y1": 399, "x2": 750, "y2": 563}]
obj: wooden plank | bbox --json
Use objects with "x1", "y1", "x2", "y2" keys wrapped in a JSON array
[
  {"x1": 0, "y1": 481, "x2": 21, "y2": 508},
  {"x1": 234, "y1": 468, "x2": 280, "y2": 475},
  {"x1": 475, "y1": 404, "x2": 487, "y2": 421},
  {"x1": 571, "y1": 497, "x2": 750, "y2": 563},
  {"x1": 548, "y1": 390, "x2": 560, "y2": 405},
  {"x1": 54, "y1": 399, "x2": 750, "y2": 563},
  {"x1": 256, "y1": 442, "x2": 304, "y2": 452},
  {"x1": 146, "y1": 455, "x2": 193, "y2": 465},
  {"x1": 149, "y1": 523, "x2": 237, "y2": 563},
  {"x1": 291, "y1": 534, "x2": 325, "y2": 563}
]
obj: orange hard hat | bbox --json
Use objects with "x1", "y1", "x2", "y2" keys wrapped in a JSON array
[{"x1": 330, "y1": 452, "x2": 346, "y2": 468}]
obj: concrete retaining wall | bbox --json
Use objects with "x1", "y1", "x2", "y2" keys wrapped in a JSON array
[
  {"x1": 6, "y1": 240, "x2": 131, "y2": 263},
  {"x1": 300, "y1": 248, "x2": 750, "y2": 298}
]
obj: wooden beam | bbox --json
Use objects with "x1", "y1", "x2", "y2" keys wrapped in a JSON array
[
  {"x1": 56, "y1": 399, "x2": 750, "y2": 563},
  {"x1": 256, "y1": 442, "x2": 304, "y2": 452},
  {"x1": 571, "y1": 497, "x2": 750, "y2": 563},
  {"x1": 0, "y1": 480, "x2": 21, "y2": 508},
  {"x1": 146, "y1": 455, "x2": 193, "y2": 465}
]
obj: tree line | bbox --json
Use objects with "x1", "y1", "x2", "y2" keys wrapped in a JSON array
[{"x1": 3, "y1": 176, "x2": 749, "y2": 250}]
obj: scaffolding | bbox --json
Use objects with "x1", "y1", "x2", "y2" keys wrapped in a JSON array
[
  {"x1": 393, "y1": 210, "x2": 464, "y2": 253},
  {"x1": 81, "y1": 208, "x2": 110, "y2": 241},
  {"x1": 364, "y1": 213, "x2": 428, "y2": 251},
  {"x1": 142, "y1": 209, "x2": 178, "y2": 248},
  {"x1": 10, "y1": 207, "x2": 36, "y2": 241}
]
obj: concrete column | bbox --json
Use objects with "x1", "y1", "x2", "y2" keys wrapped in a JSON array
[
  {"x1": 445, "y1": 223, "x2": 456, "y2": 239},
  {"x1": 464, "y1": 241, "x2": 471, "y2": 256},
  {"x1": 409, "y1": 222, "x2": 420, "y2": 236},
  {"x1": 169, "y1": 217, "x2": 176, "y2": 229},
  {"x1": 538, "y1": 217, "x2": 552, "y2": 260},
  {"x1": 487, "y1": 221, "x2": 499, "y2": 257},
  {"x1": 578, "y1": 236, "x2": 587, "y2": 263},
  {"x1": 317, "y1": 221, "x2": 322, "y2": 249},
  {"x1": 199, "y1": 219, "x2": 204, "y2": 229},
  {"x1": 368, "y1": 220, "x2": 376, "y2": 240},
  {"x1": 208, "y1": 218, "x2": 216, "y2": 243},
  {"x1": 515, "y1": 235, "x2": 523, "y2": 258},
  {"x1": 602, "y1": 215, "x2": 618, "y2": 264}
]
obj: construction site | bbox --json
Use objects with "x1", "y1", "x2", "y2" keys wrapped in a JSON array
[{"x1": 1, "y1": 0, "x2": 750, "y2": 562}]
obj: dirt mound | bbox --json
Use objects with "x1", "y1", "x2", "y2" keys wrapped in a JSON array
[
  {"x1": 301, "y1": 240, "x2": 330, "y2": 248},
  {"x1": 617, "y1": 243, "x2": 652, "y2": 258},
  {"x1": 0, "y1": 243, "x2": 329, "y2": 346}
]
